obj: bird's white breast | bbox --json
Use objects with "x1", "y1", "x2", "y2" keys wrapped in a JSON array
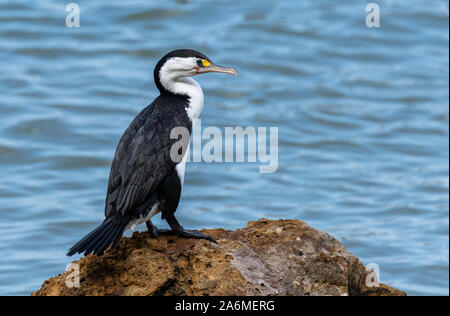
[
  {"x1": 175, "y1": 143, "x2": 189, "y2": 187},
  {"x1": 183, "y1": 78, "x2": 204, "y2": 122},
  {"x1": 159, "y1": 77, "x2": 203, "y2": 187}
]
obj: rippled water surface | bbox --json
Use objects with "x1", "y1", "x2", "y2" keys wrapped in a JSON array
[{"x1": 0, "y1": 0, "x2": 448, "y2": 295}]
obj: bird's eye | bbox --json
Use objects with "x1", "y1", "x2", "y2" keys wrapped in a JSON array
[{"x1": 197, "y1": 59, "x2": 210, "y2": 67}]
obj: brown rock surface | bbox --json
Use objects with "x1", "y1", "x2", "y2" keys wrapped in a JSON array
[{"x1": 32, "y1": 219, "x2": 406, "y2": 296}]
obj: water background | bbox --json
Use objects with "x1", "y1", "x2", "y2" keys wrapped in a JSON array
[{"x1": 0, "y1": 0, "x2": 448, "y2": 295}]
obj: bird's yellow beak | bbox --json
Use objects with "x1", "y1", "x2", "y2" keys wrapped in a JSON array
[{"x1": 196, "y1": 61, "x2": 238, "y2": 76}]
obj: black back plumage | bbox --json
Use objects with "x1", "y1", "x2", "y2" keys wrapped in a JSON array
[
  {"x1": 105, "y1": 93, "x2": 191, "y2": 220},
  {"x1": 68, "y1": 94, "x2": 192, "y2": 257}
]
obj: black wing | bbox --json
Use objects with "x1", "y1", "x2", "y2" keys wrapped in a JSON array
[{"x1": 104, "y1": 97, "x2": 190, "y2": 219}]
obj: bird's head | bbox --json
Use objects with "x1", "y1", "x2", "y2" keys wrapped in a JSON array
[{"x1": 154, "y1": 49, "x2": 238, "y2": 94}]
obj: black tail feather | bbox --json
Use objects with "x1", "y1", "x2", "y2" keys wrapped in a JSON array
[
  {"x1": 110, "y1": 225, "x2": 125, "y2": 252},
  {"x1": 69, "y1": 220, "x2": 109, "y2": 253},
  {"x1": 83, "y1": 223, "x2": 115, "y2": 256},
  {"x1": 93, "y1": 225, "x2": 120, "y2": 256},
  {"x1": 67, "y1": 217, "x2": 125, "y2": 257}
]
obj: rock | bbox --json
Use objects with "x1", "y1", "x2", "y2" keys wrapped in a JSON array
[{"x1": 32, "y1": 219, "x2": 406, "y2": 296}]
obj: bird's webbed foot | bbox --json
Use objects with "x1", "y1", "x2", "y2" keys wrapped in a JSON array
[
  {"x1": 150, "y1": 213, "x2": 217, "y2": 243},
  {"x1": 158, "y1": 228, "x2": 217, "y2": 243}
]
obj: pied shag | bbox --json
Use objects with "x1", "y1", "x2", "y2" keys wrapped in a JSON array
[{"x1": 67, "y1": 49, "x2": 237, "y2": 256}]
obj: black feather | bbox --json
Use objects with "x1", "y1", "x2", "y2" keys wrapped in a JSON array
[
  {"x1": 67, "y1": 219, "x2": 111, "y2": 256},
  {"x1": 96, "y1": 225, "x2": 124, "y2": 256},
  {"x1": 67, "y1": 217, "x2": 123, "y2": 256},
  {"x1": 90, "y1": 225, "x2": 118, "y2": 256},
  {"x1": 103, "y1": 93, "x2": 191, "y2": 221},
  {"x1": 83, "y1": 222, "x2": 116, "y2": 256}
]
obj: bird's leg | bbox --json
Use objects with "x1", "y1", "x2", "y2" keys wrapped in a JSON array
[
  {"x1": 145, "y1": 220, "x2": 160, "y2": 238},
  {"x1": 160, "y1": 213, "x2": 217, "y2": 243}
]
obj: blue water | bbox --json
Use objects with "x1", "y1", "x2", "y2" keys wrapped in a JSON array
[{"x1": 0, "y1": 0, "x2": 448, "y2": 296}]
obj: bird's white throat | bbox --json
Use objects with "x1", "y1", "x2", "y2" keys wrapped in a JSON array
[
  {"x1": 164, "y1": 77, "x2": 204, "y2": 122},
  {"x1": 159, "y1": 58, "x2": 205, "y2": 122},
  {"x1": 165, "y1": 78, "x2": 204, "y2": 124}
]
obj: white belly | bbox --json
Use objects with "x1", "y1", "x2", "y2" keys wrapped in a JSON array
[{"x1": 125, "y1": 202, "x2": 160, "y2": 231}]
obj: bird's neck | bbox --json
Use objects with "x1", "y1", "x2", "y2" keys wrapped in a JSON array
[{"x1": 162, "y1": 77, "x2": 204, "y2": 123}]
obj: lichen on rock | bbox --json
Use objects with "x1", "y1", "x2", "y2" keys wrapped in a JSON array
[{"x1": 32, "y1": 219, "x2": 406, "y2": 296}]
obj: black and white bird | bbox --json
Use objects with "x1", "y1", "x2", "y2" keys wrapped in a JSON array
[{"x1": 67, "y1": 49, "x2": 237, "y2": 256}]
